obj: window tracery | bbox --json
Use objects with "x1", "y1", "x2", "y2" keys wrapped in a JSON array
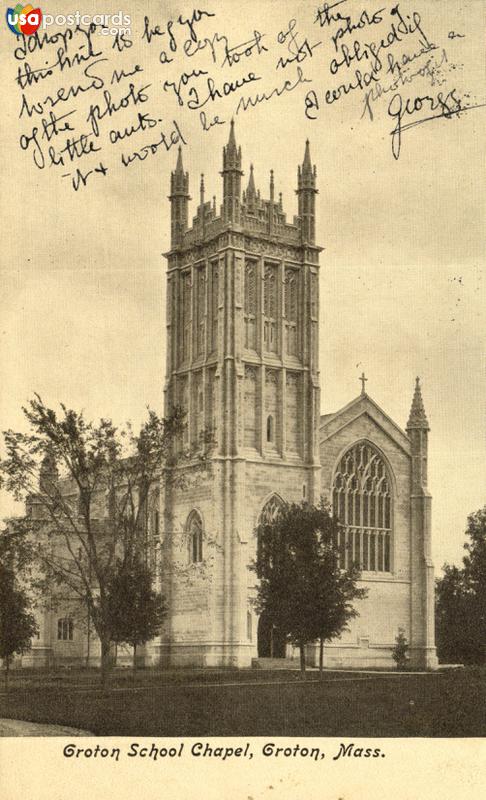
[
  {"x1": 244, "y1": 366, "x2": 258, "y2": 449},
  {"x1": 211, "y1": 262, "x2": 219, "y2": 352},
  {"x1": 263, "y1": 264, "x2": 278, "y2": 352},
  {"x1": 244, "y1": 260, "x2": 257, "y2": 350},
  {"x1": 332, "y1": 443, "x2": 392, "y2": 572},
  {"x1": 195, "y1": 266, "x2": 206, "y2": 356},
  {"x1": 181, "y1": 270, "x2": 191, "y2": 363},
  {"x1": 284, "y1": 268, "x2": 298, "y2": 356}
]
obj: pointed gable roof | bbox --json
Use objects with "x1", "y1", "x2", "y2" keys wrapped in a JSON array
[{"x1": 320, "y1": 392, "x2": 411, "y2": 456}]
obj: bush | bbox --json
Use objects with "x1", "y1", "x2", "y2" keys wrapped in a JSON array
[{"x1": 392, "y1": 628, "x2": 409, "y2": 671}]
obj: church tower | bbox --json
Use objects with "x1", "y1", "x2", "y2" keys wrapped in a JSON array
[{"x1": 157, "y1": 125, "x2": 322, "y2": 667}]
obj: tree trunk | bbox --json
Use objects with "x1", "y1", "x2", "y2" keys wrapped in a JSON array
[
  {"x1": 132, "y1": 643, "x2": 137, "y2": 677},
  {"x1": 85, "y1": 610, "x2": 91, "y2": 668},
  {"x1": 100, "y1": 637, "x2": 112, "y2": 689},
  {"x1": 4, "y1": 657, "x2": 10, "y2": 690},
  {"x1": 319, "y1": 637, "x2": 324, "y2": 679},
  {"x1": 299, "y1": 642, "x2": 306, "y2": 679}
]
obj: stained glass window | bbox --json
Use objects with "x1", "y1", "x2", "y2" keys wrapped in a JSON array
[{"x1": 332, "y1": 443, "x2": 392, "y2": 573}]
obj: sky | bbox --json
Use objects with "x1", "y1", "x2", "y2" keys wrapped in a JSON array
[{"x1": 1, "y1": 0, "x2": 485, "y2": 568}]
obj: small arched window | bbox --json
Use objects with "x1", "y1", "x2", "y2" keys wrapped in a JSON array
[
  {"x1": 332, "y1": 442, "x2": 392, "y2": 573},
  {"x1": 57, "y1": 618, "x2": 73, "y2": 641},
  {"x1": 266, "y1": 415, "x2": 274, "y2": 443},
  {"x1": 187, "y1": 510, "x2": 203, "y2": 563}
]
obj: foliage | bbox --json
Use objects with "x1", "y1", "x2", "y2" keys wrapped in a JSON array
[
  {"x1": 462, "y1": 506, "x2": 486, "y2": 658},
  {"x1": 0, "y1": 562, "x2": 38, "y2": 684},
  {"x1": 435, "y1": 564, "x2": 478, "y2": 664},
  {"x1": 392, "y1": 627, "x2": 409, "y2": 671},
  {"x1": 251, "y1": 500, "x2": 367, "y2": 675},
  {"x1": 0, "y1": 394, "x2": 211, "y2": 684},
  {"x1": 435, "y1": 506, "x2": 486, "y2": 665},
  {"x1": 106, "y1": 557, "x2": 167, "y2": 669}
]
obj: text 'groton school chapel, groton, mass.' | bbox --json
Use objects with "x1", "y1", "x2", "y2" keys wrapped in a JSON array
[{"x1": 28, "y1": 122, "x2": 438, "y2": 671}]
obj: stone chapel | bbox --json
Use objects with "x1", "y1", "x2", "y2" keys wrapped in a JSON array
[
  {"x1": 155, "y1": 121, "x2": 438, "y2": 670},
  {"x1": 24, "y1": 122, "x2": 438, "y2": 670}
]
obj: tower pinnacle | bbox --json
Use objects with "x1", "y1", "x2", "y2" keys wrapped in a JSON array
[
  {"x1": 247, "y1": 164, "x2": 256, "y2": 197},
  {"x1": 296, "y1": 139, "x2": 317, "y2": 243},
  {"x1": 303, "y1": 139, "x2": 312, "y2": 172},
  {"x1": 221, "y1": 118, "x2": 242, "y2": 222},
  {"x1": 228, "y1": 117, "x2": 236, "y2": 149},
  {"x1": 407, "y1": 377, "x2": 429, "y2": 430},
  {"x1": 169, "y1": 146, "x2": 190, "y2": 247},
  {"x1": 175, "y1": 145, "x2": 184, "y2": 174}
]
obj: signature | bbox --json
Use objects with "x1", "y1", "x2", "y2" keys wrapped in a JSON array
[{"x1": 388, "y1": 89, "x2": 465, "y2": 158}]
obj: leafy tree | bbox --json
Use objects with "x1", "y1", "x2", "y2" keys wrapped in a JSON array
[
  {"x1": 252, "y1": 500, "x2": 367, "y2": 677},
  {"x1": 462, "y1": 506, "x2": 486, "y2": 662},
  {"x1": 435, "y1": 564, "x2": 475, "y2": 664},
  {"x1": 0, "y1": 562, "x2": 38, "y2": 687},
  {"x1": 0, "y1": 395, "x2": 211, "y2": 685},
  {"x1": 107, "y1": 557, "x2": 167, "y2": 672},
  {"x1": 392, "y1": 627, "x2": 409, "y2": 671},
  {"x1": 435, "y1": 506, "x2": 486, "y2": 665}
]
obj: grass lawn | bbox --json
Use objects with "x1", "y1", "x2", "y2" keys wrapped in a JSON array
[{"x1": 1, "y1": 667, "x2": 485, "y2": 737}]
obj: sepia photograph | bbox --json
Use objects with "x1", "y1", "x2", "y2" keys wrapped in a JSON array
[{"x1": 0, "y1": 1, "x2": 485, "y2": 797}]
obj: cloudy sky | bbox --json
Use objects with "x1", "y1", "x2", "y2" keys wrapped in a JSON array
[{"x1": 1, "y1": 0, "x2": 485, "y2": 568}]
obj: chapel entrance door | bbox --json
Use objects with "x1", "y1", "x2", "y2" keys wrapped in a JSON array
[{"x1": 257, "y1": 612, "x2": 286, "y2": 658}]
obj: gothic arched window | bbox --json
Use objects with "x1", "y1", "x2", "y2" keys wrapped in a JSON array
[
  {"x1": 257, "y1": 494, "x2": 286, "y2": 571},
  {"x1": 181, "y1": 270, "x2": 191, "y2": 363},
  {"x1": 260, "y1": 494, "x2": 285, "y2": 523},
  {"x1": 244, "y1": 260, "x2": 257, "y2": 350},
  {"x1": 195, "y1": 266, "x2": 206, "y2": 356},
  {"x1": 332, "y1": 443, "x2": 392, "y2": 573},
  {"x1": 266, "y1": 415, "x2": 274, "y2": 443},
  {"x1": 244, "y1": 366, "x2": 258, "y2": 449},
  {"x1": 265, "y1": 371, "x2": 278, "y2": 450},
  {"x1": 284, "y1": 268, "x2": 298, "y2": 356},
  {"x1": 211, "y1": 261, "x2": 219, "y2": 353},
  {"x1": 187, "y1": 510, "x2": 203, "y2": 563},
  {"x1": 263, "y1": 264, "x2": 278, "y2": 352}
]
